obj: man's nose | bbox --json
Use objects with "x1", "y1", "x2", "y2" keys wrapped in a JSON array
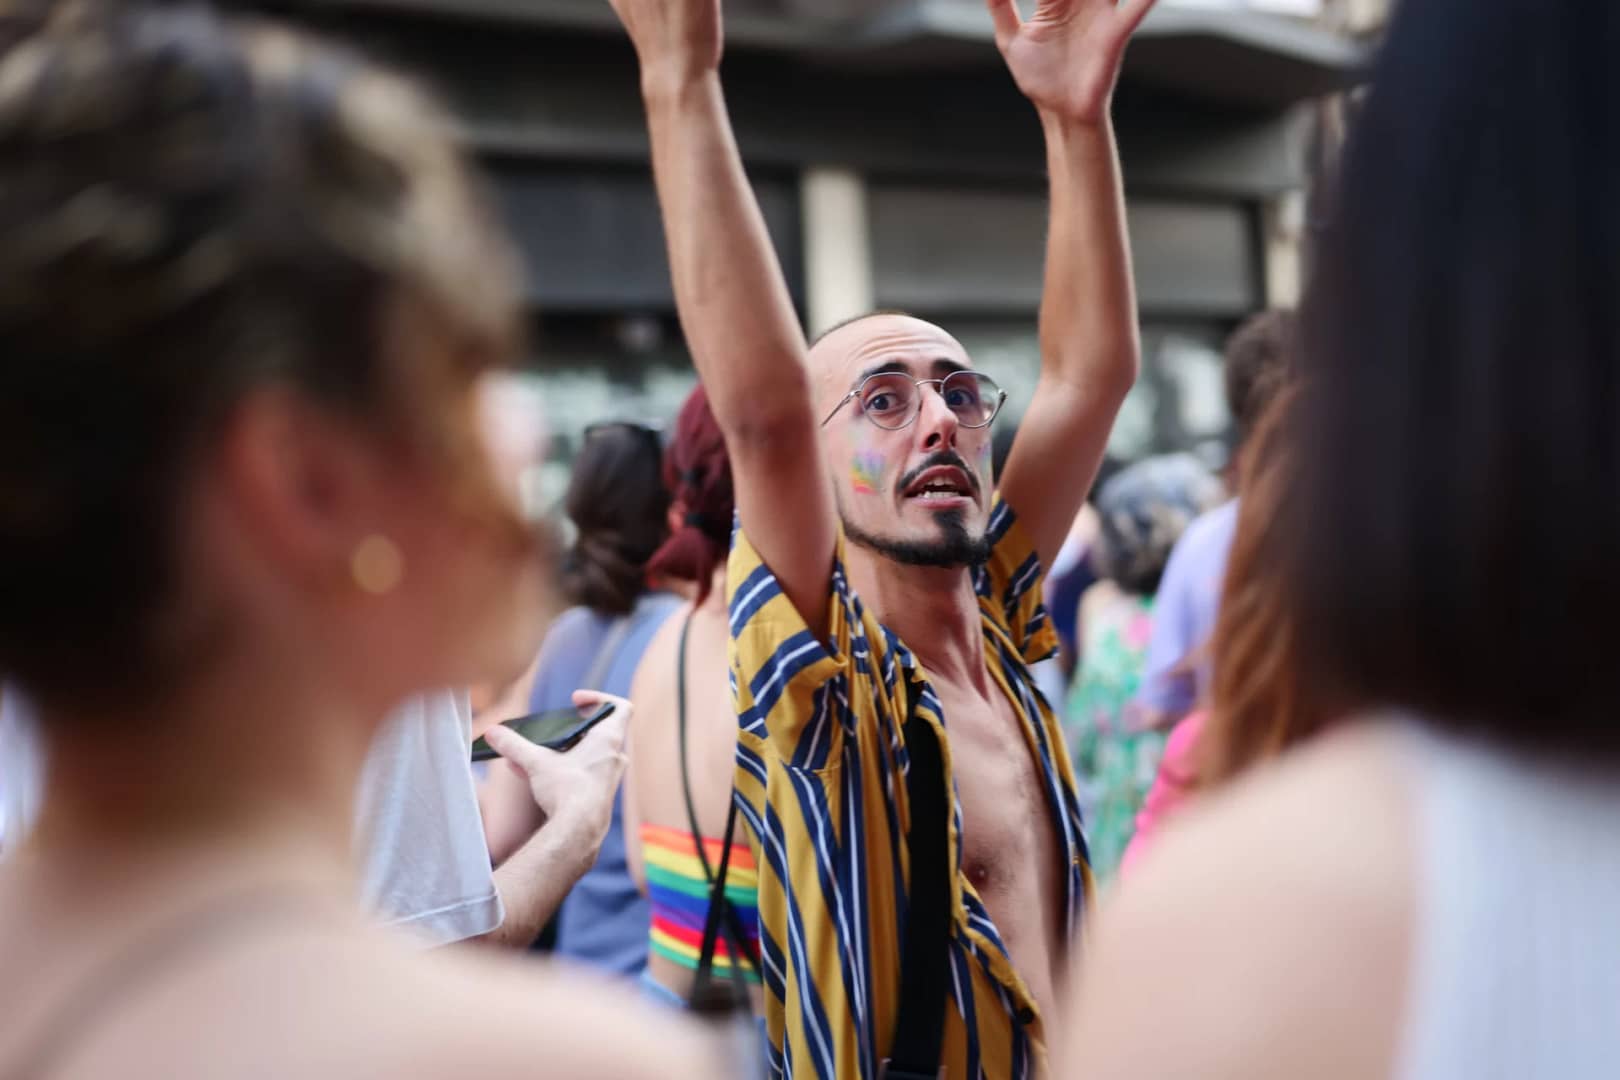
[{"x1": 917, "y1": 384, "x2": 960, "y2": 451}]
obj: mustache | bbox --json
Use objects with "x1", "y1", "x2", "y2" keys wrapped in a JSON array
[{"x1": 897, "y1": 450, "x2": 982, "y2": 495}]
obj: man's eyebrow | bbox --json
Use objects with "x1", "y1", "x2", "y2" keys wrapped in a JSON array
[
  {"x1": 850, "y1": 360, "x2": 912, "y2": 392},
  {"x1": 849, "y1": 357, "x2": 968, "y2": 392}
]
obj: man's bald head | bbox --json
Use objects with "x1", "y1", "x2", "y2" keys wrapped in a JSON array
[{"x1": 807, "y1": 311, "x2": 973, "y2": 419}]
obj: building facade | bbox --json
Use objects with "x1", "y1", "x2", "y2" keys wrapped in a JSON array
[{"x1": 262, "y1": 0, "x2": 1367, "y2": 502}]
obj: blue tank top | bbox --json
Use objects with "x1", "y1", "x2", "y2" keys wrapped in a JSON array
[{"x1": 527, "y1": 592, "x2": 682, "y2": 977}]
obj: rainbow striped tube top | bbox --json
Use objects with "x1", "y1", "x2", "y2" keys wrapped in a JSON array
[{"x1": 640, "y1": 823, "x2": 762, "y2": 981}]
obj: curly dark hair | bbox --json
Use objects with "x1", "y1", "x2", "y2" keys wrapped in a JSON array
[{"x1": 560, "y1": 424, "x2": 671, "y2": 616}]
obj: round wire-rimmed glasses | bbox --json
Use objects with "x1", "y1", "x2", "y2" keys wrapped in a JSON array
[{"x1": 820, "y1": 370, "x2": 1008, "y2": 430}]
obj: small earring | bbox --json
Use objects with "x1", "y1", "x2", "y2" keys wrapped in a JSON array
[{"x1": 351, "y1": 534, "x2": 404, "y2": 596}]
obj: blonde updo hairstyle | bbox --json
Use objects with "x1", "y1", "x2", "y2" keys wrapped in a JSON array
[{"x1": 0, "y1": 1, "x2": 527, "y2": 711}]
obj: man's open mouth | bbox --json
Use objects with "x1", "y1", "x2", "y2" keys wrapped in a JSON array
[{"x1": 903, "y1": 465, "x2": 975, "y2": 501}]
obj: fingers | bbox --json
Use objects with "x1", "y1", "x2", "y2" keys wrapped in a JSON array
[
  {"x1": 571, "y1": 688, "x2": 631, "y2": 713},
  {"x1": 579, "y1": 699, "x2": 632, "y2": 756},
  {"x1": 481, "y1": 723, "x2": 556, "y2": 775},
  {"x1": 986, "y1": 0, "x2": 1022, "y2": 47},
  {"x1": 572, "y1": 690, "x2": 632, "y2": 746},
  {"x1": 1113, "y1": 0, "x2": 1159, "y2": 41}
]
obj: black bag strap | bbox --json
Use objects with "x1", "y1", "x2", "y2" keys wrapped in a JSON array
[
  {"x1": 675, "y1": 612, "x2": 761, "y2": 1015},
  {"x1": 884, "y1": 671, "x2": 952, "y2": 1080}
]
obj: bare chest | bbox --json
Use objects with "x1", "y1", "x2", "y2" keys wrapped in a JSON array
[
  {"x1": 928, "y1": 676, "x2": 1067, "y2": 1018},
  {"x1": 929, "y1": 679, "x2": 1065, "y2": 914}
]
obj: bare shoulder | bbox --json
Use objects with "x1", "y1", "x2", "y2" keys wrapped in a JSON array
[
  {"x1": 394, "y1": 944, "x2": 728, "y2": 1078},
  {"x1": 1059, "y1": 723, "x2": 1419, "y2": 1080},
  {"x1": 634, "y1": 603, "x2": 687, "y2": 692},
  {"x1": 628, "y1": 605, "x2": 686, "y2": 735},
  {"x1": 65, "y1": 926, "x2": 726, "y2": 1079}
]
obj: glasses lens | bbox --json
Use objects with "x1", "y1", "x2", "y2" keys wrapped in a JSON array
[
  {"x1": 858, "y1": 374, "x2": 919, "y2": 430},
  {"x1": 942, "y1": 372, "x2": 1001, "y2": 427}
]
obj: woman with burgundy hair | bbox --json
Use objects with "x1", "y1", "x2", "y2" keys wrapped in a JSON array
[{"x1": 623, "y1": 385, "x2": 763, "y2": 1012}]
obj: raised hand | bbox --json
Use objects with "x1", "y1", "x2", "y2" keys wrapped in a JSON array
[
  {"x1": 605, "y1": 0, "x2": 723, "y2": 96},
  {"x1": 987, "y1": 0, "x2": 1158, "y2": 126}
]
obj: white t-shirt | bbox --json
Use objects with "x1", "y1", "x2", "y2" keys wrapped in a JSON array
[{"x1": 352, "y1": 691, "x2": 503, "y2": 946}]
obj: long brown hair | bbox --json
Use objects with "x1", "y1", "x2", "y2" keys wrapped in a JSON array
[{"x1": 1198, "y1": 388, "x2": 1330, "y2": 787}]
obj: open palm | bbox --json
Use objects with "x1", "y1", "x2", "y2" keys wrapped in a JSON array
[{"x1": 988, "y1": 0, "x2": 1158, "y2": 125}]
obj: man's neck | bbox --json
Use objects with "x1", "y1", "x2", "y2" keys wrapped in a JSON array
[{"x1": 845, "y1": 551, "x2": 989, "y2": 692}]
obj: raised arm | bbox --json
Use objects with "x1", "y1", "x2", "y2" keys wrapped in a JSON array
[
  {"x1": 991, "y1": 0, "x2": 1156, "y2": 570},
  {"x1": 607, "y1": 0, "x2": 836, "y2": 635}
]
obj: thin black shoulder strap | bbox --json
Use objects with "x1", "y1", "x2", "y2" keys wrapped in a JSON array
[
  {"x1": 674, "y1": 612, "x2": 762, "y2": 1012},
  {"x1": 884, "y1": 671, "x2": 952, "y2": 1079}
]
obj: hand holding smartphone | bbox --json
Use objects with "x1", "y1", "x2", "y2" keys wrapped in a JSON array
[{"x1": 471, "y1": 702, "x2": 618, "y2": 762}]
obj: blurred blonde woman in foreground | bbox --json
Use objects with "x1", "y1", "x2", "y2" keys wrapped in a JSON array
[{"x1": 0, "y1": 4, "x2": 722, "y2": 1076}]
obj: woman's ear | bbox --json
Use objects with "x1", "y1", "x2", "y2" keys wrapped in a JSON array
[{"x1": 666, "y1": 499, "x2": 687, "y2": 538}]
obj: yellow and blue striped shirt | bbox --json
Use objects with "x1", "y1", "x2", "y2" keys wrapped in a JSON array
[{"x1": 728, "y1": 498, "x2": 1092, "y2": 1080}]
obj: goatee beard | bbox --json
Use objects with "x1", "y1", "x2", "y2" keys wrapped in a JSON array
[{"x1": 843, "y1": 508, "x2": 991, "y2": 569}]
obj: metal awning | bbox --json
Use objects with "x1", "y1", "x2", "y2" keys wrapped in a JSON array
[
  {"x1": 301, "y1": 0, "x2": 1367, "y2": 109},
  {"x1": 829, "y1": 2, "x2": 1370, "y2": 108}
]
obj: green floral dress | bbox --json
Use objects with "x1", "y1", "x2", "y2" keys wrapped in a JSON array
[{"x1": 1066, "y1": 590, "x2": 1163, "y2": 884}]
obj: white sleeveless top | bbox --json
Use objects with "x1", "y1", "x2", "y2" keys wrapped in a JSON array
[{"x1": 1397, "y1": 726, "x2": 1620, "y2": 1079}]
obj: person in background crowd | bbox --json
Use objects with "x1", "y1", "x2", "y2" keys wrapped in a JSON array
[
  {"x1": 480, "y1": 419, "x2": 679, "y2": 970},
  {"x1": 1065, "y1": 454, "x2": 1220, "y2": 881},
  {"x1": 607, "y1": 0, "x2": 1153, "y2": 1072},
  {"x1": 1132, "y1": 309, "x2": 1294, "y2": 733},
  {"x1": 1117, "y1": 391, "x2": 1319, "y2": 875},
  {"x1": 1001, "y1": 428, "x2": 1111, "y2": 719},
  {"x1": 622, "y1": 386, "x2": 761, "y2": 1011},
  {"x1": 0, "y1": 7, "x2": 720, "y2": 1076},
  {"x1": 355, "y1": 691, "x2": 510, "y2": 946},
  {"x1": 1044, "y1": 456, "x2": 1121, "y2": 677},
  {"x1": 1063, "y1": 1, "x2": 1620, "y2": 1076},
  {"x1": 0, "y1": 688, "x2": 42, "y2": 861}
]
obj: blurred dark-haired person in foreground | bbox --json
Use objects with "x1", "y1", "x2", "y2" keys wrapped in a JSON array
[
  {"x1": 1061, "y1": 1, "x2": 1620, "y2": 1077},
  {"x1": 480, "y1": 419, "x2": 679, "y2": 967},
  {"x1": 0, "y1": 5, "x2": 721, "y2": 1077}
]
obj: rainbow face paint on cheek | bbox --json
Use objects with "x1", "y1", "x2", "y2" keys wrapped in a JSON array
[{"x1": 851, "y1": 450, "x2": 885, "y2": 495}]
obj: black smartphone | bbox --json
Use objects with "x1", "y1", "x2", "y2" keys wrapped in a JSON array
[{"x1": 471, "y1": 702, "x2": 617, "y2": 762}]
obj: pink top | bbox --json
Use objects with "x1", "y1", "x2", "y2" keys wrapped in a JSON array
[{"x1": 1119, "y1": 711, "x2": 1206, "y2": 878}]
